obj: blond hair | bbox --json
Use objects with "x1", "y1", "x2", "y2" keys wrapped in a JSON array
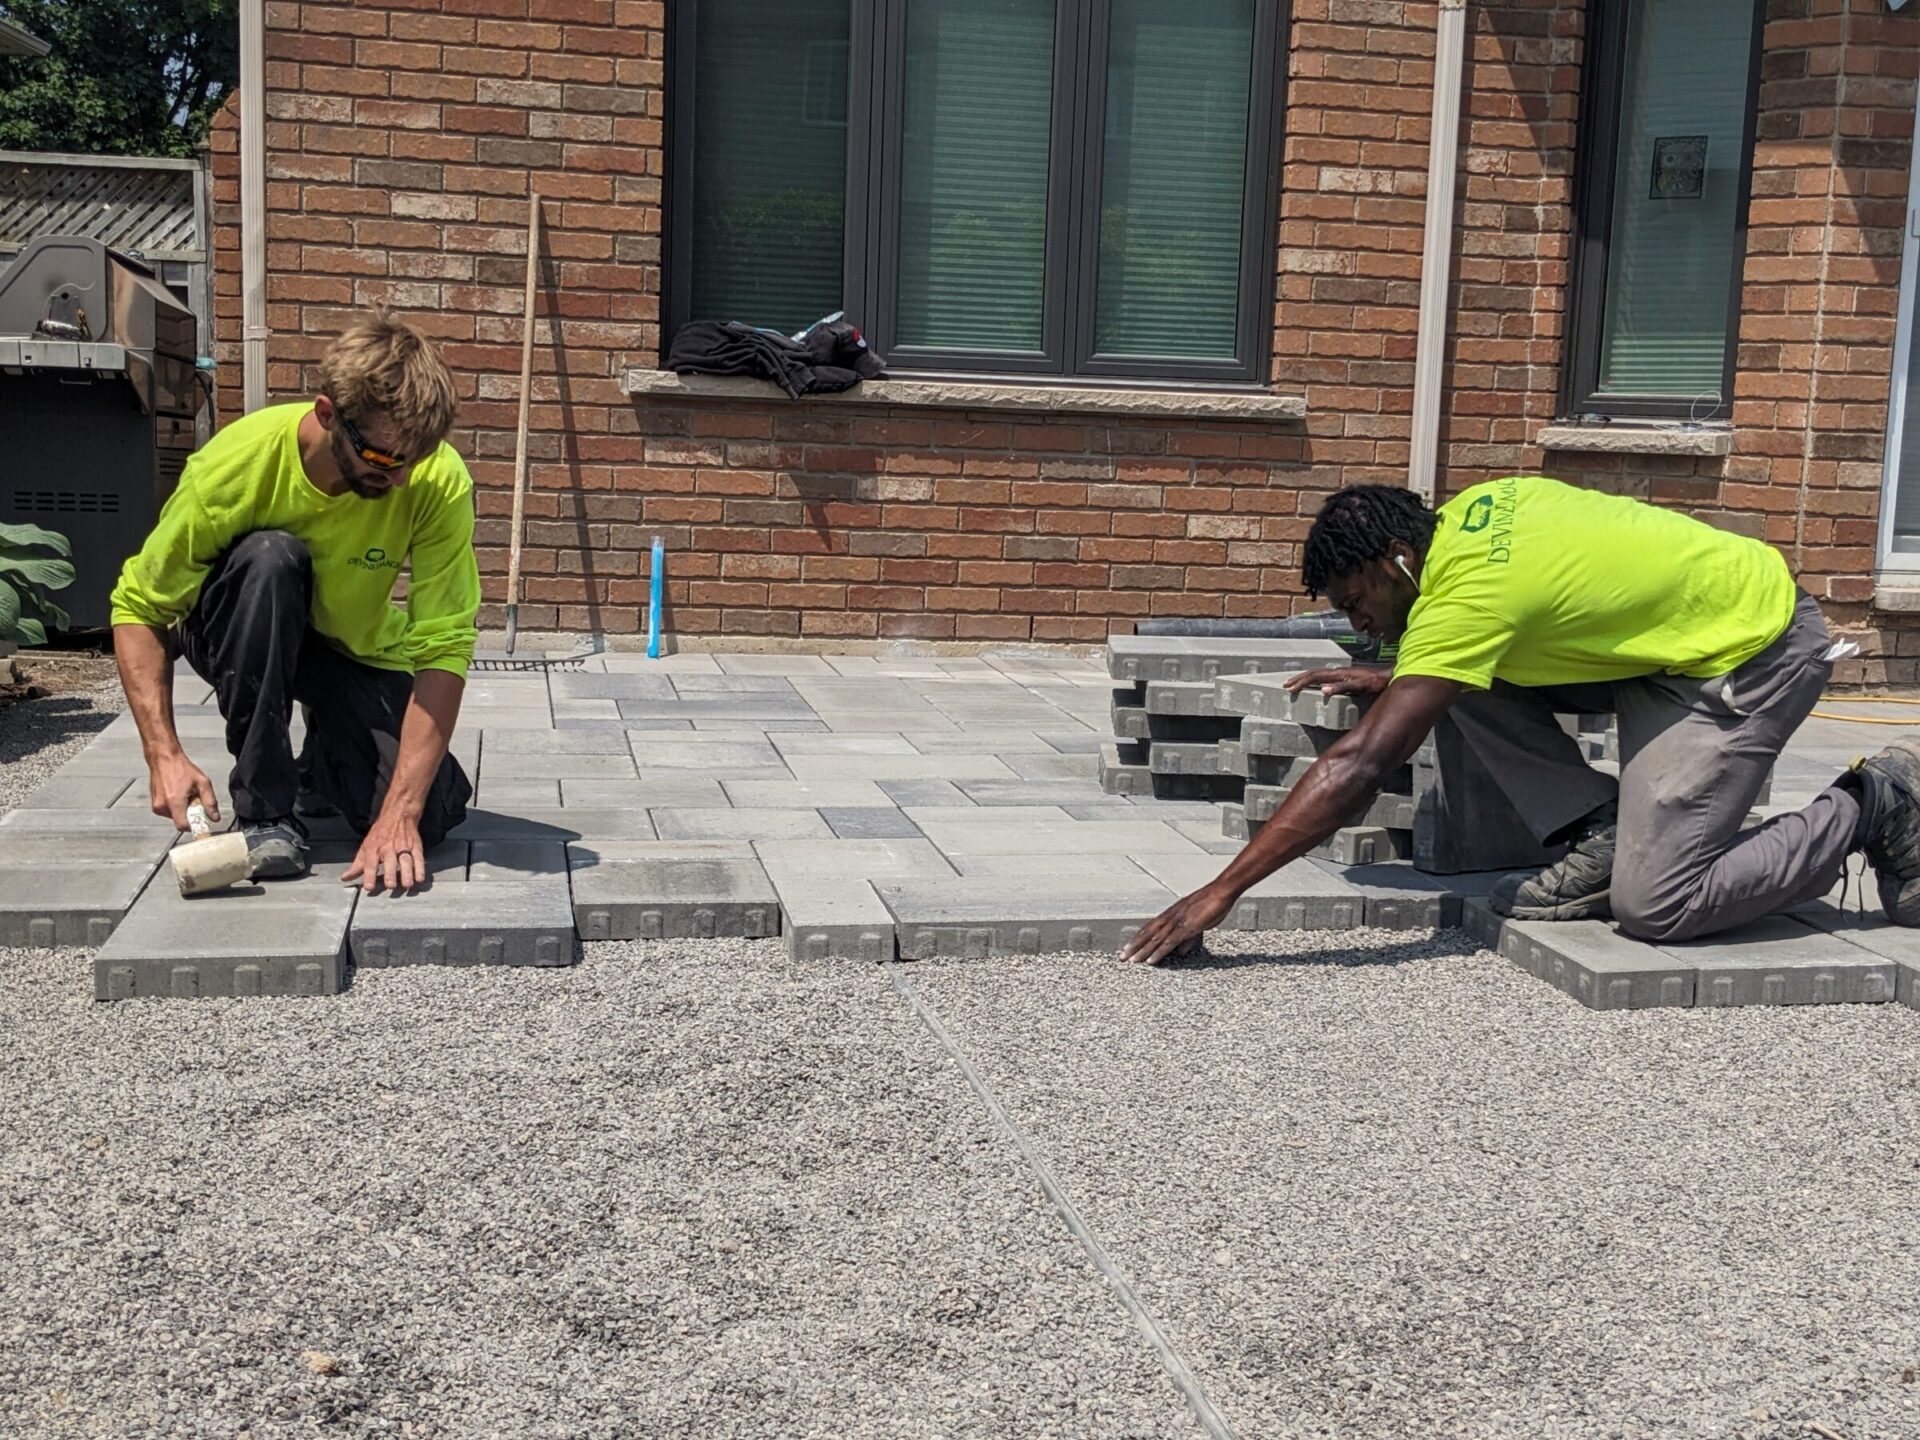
[{"x1": 316, "y1": 309, "x2": 458, "y2": 456}]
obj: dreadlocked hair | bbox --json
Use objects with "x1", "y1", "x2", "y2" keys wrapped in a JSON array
[{"x1": 1300, "y1": 485, "x2": 1438, "y2": 598}]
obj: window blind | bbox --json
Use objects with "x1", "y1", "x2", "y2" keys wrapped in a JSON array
[
  {"x1": 1093, "y1": 0, "x2": 1254, "y2": 360},
  {"x1": 895, "y1": 0, "x2": 1057, "y2": 353},
  {"x1": 689, "y1": 0, "x2": 850, "y2": 335},
  {"x1": 1595, "y1": 0, "x2": 1759, "y2": 403}
]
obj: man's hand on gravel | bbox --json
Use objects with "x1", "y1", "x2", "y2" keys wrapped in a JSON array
[{"x1": 1120, "y1": 883, "x2": 1235, "y2": 966}]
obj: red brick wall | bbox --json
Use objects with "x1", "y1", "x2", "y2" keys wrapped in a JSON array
[{"x1": 208, "y1": 0, "x2": 1920, "y2": 669}]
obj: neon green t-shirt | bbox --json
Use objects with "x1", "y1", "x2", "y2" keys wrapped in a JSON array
[
  {"x1": 109, "y1": 403, "x2": 480, "y2": 677},
  {"x1": 1392, "y1": 475, "x2": 1798, "y2": 691}
]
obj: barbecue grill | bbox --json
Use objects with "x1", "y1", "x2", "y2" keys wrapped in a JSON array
[{"x1": 0, "y1": 235, "x2": 202, "y2": 629}]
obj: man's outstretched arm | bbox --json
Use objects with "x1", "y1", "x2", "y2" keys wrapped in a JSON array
[
  {"x1": 114, "y1": 622, "x2": 222, "y2": 831},
  {"x1": 1119, "y1": 673, "x2": 1464, "y2": 965}
]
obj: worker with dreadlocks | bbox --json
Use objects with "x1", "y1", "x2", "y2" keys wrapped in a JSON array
[{"x1": 1122, "y1": 476, "x2": 1920, "y2": 965}]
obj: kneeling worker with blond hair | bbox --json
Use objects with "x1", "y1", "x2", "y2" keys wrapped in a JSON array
[{"x1": 111, "y1": 310, "x2": 481, "y2": 895}]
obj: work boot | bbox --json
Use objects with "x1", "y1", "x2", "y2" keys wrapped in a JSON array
[
  {"x1": 1488, "y1": 801, "x2": 1617, "y2": 922},
  {"x1": 242, "y1": 815, "x2": 310, "y2": 880},
  {"x1": 1850, "y1": 740, "x2": 1920, "y2": 925}
]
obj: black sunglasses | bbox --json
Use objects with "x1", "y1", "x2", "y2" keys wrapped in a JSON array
[{"x1": 337, "y1": 411, "x2": 409, "y2": 471}]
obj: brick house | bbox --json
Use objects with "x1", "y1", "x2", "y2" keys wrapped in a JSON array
[{"x1": 209, "y1": 0, "x2": 1920, "y2": 682}]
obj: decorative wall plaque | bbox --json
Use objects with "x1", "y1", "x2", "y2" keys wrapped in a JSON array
[{"x1": 1650, "y1": 135, "x2": 1708, "y2": 199}]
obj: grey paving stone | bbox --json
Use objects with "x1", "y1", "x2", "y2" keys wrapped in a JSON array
[
  {"x1": 1109, "y1": 700, "x2": 1151, "y2": 742},
  {"x1": 616, "y1": 696, "x2": 818, "y2": 722},
  {"x1": 715, "y1": 653, "x2": 836, "y2": 675},
  {"x1": 1106, "y1": 635, "x2": 1347, "y2": 682},
  {"x1": 721, "y1": 779, "x2": 893, "y2": 808},
  {"x1": 955, "y1": 779, "x2": 1111, "y2": 807},
  {"x1": 455, "y1": 706, "x2": 554, "y2": 732},
  {"x1": 1214, "y1": 673, "x2": 1363, "y2": 729},
  {"x1": 0, "y1": 862, "x2": 162, "y2": 947},
  {"x1": 94, "y1": 869, "x2": 356, "y2": 1002},
  {"x1": 0, "y1": 807, "x2": 180, "y2": 835},
  {"x1": 1659, "y1": 915, "x2": 1898, "y2": 1007},
  {"x1": 1130, "y1": 854, "x2": 1364, "y2": 932},
  {"x1": 557, "y1": 777, "x2": 731, "y2": 808},
  {"x1": 625, "y1": 739, "x2": 787, "y2": 775},
  {"x1": 601, "y1": 650, "x2": 721, "y2": 673},
  {"x1": 669, "y1": 674, "x2": 798, "y2": 694},
  {"x1": 911, "y1": 813, "x2": 1203, "y2": 859},
  {"x1": 551, "y1": 698, "x2": 623, "y2": 720},
  {"x1": 1308, "y1": 860, "x2": 1503, "y2": 929},
  {"x1": 481, "y1": 727, "x2": 633, "y2": 755},
  {"x1": 783, "y1": 753, "x2": 1016, "y2": 783},
  {"x1": 1146, "y1": 741, "x2": 1225, "y2": 776},
  {"x1": 1795, "y1": 900, "x2": 1920, "y2": 1009},
  {"x1": 350, "y1": 864, "x2": 576, "y2": 969},
  {"x1": 649, "y1": 808, "x2": 834, "y2": 841},
  {"x1": 755, "y1": 838, "x2": 951, "y2": 961},
  {"x1": 1142, "y1": 680, "x2": 1223, "y2": 717},
  {"x1": 689, "y1": 718, "x2": 830, "y2": 733},
  {"x1": 820, "y1": 807, "x2": 924, "y2": 839},
  {"x1": 1244, "y1": 783, "x2": 1416, "y2": 830},
  {"x1": 476, "y1": 779, "x2": 563, "y2": 809},
  {"x1": 879, "y1": 874, "x2": 1178, "y2": 958},
  {"x1": 1462, "y1": 897, "x2": 1698, "y2": 1011},
  {"x1": 998, "y1": 752, "x2": 1099, "y2": 781},
  {"x1": 944, "y1": 853, "x2": 1135, "y2": 878},
  {"x1": 1099, "y1": 740, "x2": 1152, "y2": 796},
  {"x1": 1040, "y1": 731, "x2": 1106, "y2": 754},
  {"x1": 877, "y1": 779, "x2": 976, "y2": 808},
  {"x1": 449, "y1": 807, "x2": 657, "y2": 841},
  {"x1": 769, "y1": 732, "x2": 918, "y2": 756},
  {"x1": 903, "y1": 730, "x2": 1049, "y2": 753},
  {"x1": 568, "y1": 841, "x2": 780, "y2": 940},
  {"x1": 550, "y1": 673, "x2": 680, "y2": 701},
  {"x1": 483, "y1": 752, "x2": 639, "y2": 781},
  {"x1": 1311, "y1": 826, "x2": 1412, "y2": 865},
  {"x1": 17, "y1": 774, "x2": 138, "y2": 809}
]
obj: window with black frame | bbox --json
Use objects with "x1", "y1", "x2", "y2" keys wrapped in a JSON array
[
  {"x1": 1562, "y1": 0, "x2": 1766, "y2": 423},
  {"x1": 666, "y1": 0, "x2": 1286, "y2": 386}
]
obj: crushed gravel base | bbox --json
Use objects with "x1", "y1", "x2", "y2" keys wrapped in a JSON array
[
  {"x1": 908, "y1": 930, "x2": 1920, "y2": 1440},
  {"x1": 0, "y1": 681, "x2": 123, "y2": 813},
  {"x1": 0, "y1": 941, "x2": 1197, "y2": 1439}
]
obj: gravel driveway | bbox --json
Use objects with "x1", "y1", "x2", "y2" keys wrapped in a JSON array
[{"x1": 2, "y1": 685, "x2": 1916, "y2": 1438}]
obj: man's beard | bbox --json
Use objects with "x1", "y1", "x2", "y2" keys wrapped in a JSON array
[
  {"x1": 330, "y1": 430, "x2": 396, "y2": 500},
  {"x1": 344, "y1": 474, "x2": 395, "y2": 501}
]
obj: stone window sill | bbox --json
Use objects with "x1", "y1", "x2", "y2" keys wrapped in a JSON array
[
  {"x1": 1536, "y1": 422, "x2": 1733, "y2": 458},
  {"x1": 1873, "y1": 581, "x2": 1920, "y2": 614},
  {"x1": 621, "y1": 368, "x2": 1307, "y2": 422}
]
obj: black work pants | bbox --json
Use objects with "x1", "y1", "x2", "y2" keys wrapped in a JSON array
[{"x1": 177, "y1": 530, "x2": 471, "y2": 843}]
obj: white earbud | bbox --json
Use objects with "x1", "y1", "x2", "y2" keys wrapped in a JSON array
[{"x1": 1395, "y1": 554, "x2": 1420, "y2": 593}]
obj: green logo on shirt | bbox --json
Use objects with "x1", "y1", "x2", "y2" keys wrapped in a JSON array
[
  {"x1": 349, "y1": 546, "x2": 402, "y2": 572},
  {"x1": 1460, "y1": 495, "x2": 1494, "y2": 533}
]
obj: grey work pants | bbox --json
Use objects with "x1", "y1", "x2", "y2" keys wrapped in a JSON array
[{"x1": 1441, "y1": 592, "x2": 1858, "y2": 942}]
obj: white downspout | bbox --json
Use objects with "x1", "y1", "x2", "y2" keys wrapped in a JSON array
[
  {"x1": 1407, "y1": 0, "x2": 1469, "y2": 502},
  {"x1": 239, "y1": 0, "x2": 268, "y2": 413}
]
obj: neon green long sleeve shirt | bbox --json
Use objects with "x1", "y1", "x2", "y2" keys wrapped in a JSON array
[{"x1": 109, "y1": 403, "x2": 481, "y2": 677}]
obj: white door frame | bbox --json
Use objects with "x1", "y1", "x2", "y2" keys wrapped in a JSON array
[{"x1": 1874, "y1": 81, "x2": 1920, "y2": 576}]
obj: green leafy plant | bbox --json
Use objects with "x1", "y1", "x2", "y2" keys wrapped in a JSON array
[{"x1": 0, "y1": 522, "x2": 74, "y2": 646}]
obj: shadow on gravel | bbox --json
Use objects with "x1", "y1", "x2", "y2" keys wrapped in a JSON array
[
  {"x1": 1173, "y1": 930, "x2": 1483, "y2": 972},
  {"x1": 0, "y1": 695, "x2": 115, "y2": 763}
]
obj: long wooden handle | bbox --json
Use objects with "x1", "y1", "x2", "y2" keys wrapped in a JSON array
[{"x1": 505, "y1": 192, "x2": 541, "y2": 612}]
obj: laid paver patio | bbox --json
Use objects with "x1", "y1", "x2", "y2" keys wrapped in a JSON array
[{"x1": 7, "y1": 645, "x2": 1917, "y2": 1018}]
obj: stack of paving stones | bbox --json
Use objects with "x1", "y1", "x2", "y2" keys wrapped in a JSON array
[
  {"x1": 1100, "y1": 635, "x2": 1348, "y2": 803},
  {"x1": 1204, "y1": 670, "x2": 1430, "y2": 866}
]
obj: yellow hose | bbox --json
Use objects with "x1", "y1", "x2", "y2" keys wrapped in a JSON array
[{"x1": 1809, "y1": 695, "x2": 1920, "y2": 726}]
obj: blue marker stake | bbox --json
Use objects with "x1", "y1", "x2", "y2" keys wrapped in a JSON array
[{"x1": 646, "y1": 534, "x2": 664, "y2": 659}]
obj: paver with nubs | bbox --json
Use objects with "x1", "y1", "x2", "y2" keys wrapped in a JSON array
[
  {"x1": 350, "y1": 841, "x2": 577, "y2": 969},
  {"x1": 568, "y1": 841, "x2": 780, "y2": 941},
  {"x1": 879, "y1": 874, "x2": 1179, "y2": 959},
  {"x1": 94, "y1": 857, "x2": 358, "y2": 1002}
]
